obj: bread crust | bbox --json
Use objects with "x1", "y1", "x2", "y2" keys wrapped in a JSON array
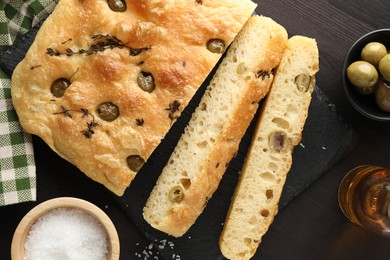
[
  {"x1": 11, "y1": 0, "x2": 256, "y2": 195},
  {"x1": 143, "y1": 16, "x2": 288, "y2": 237},
  {"x1": 219, "y1": 36, "x2": 319, "y2": 259}
]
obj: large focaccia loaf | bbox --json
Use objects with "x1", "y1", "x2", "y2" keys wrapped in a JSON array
[
  {"x1": 143, "y1": 16, "x2": 288, "y2": 237},
  {"x1": 11, "y1": 0, "x2": 256, "y2": 195},
  {"x1": 219, "y1": 36, "x2": 319, "y2": 259}
]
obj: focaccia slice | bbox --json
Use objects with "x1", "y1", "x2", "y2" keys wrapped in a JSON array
[{"x1": 219, "y1": 36, "x2": 319, "y2": 259}]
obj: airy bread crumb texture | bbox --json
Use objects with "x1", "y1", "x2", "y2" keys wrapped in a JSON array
[
  {"x1": 143, "y1": 16, "x2": 288, "y2": 237},
  {"x1": 219, "y1": 36, "x2": 319, "y2": 260}
]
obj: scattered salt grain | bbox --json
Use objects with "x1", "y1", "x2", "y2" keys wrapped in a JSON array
[
  {"x1": 299, "y1": 143, "x2": 305, "y2": 148},
  {"x1": 167, "y1": 241, "x2": 175, "y2": 249},
  {"x1": 322, "y1": 146, "x2": 327, "y2": 150},
  {"x1": 172, "y1": 254, "x2": 181, "y2": 260},
  {"x1": 134, "y1": 239, "x2": 181, "y2": 259},
  {"x1": 24, "y1": 208, "x2": 108, "y2": 260},
  {"x1": 135, "y1": 241, "x2": 160, "y2": 259}
]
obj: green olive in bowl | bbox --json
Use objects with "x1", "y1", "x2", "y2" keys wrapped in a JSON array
[
  {"x1": 375, "y1": 77, "x2": 390, "y2": 112},
  {"x1": 379, "y1": 54, "x2": 390, "y2": 81},
  {"x1": 361, "y1": 42, "x2": 387, "y2": 67},
  {"x1": 347, "y1": 61, "x2": 378, "y2": 94}
]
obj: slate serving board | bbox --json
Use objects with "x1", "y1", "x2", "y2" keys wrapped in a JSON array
[{"x1": 0, "y1": 16, "x2": 358, "y2": 260}]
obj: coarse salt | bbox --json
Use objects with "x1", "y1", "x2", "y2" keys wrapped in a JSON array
[{"x1": 24, "y1": 208, "x2": 108, "y2": 260}]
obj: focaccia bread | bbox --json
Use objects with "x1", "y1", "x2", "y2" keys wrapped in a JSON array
[
  {"x1": 219, "y1": 36, "x2": 319, "y2": 259},
  {"x1": 11, "y1": 0, "x2": 256, "y2": 195},
  {"x1": 143, "y1": 15, "x2": 288, "y2": 237}
]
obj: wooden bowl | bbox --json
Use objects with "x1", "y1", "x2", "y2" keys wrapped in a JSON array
[{"x1": 11, "y1": 197, "x2": 120, "y2": 260}]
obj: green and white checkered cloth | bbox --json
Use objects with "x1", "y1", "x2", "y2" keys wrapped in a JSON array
[{"x1": 0, "y1": 0, "x2": 57, "y2": 206}]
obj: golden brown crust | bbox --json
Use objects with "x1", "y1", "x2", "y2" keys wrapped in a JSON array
[{"x1": 11, "y1": 0, "x2": 256, "y2": 195}]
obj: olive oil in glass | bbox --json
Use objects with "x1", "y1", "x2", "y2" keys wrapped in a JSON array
[{"x1": 338, "y1": 165, "x2": 390, "y2": 238}]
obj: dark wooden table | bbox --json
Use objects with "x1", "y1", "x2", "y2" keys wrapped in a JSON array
[{"x1": 1, "y1": 0, "x2": 390, "y2": 259}]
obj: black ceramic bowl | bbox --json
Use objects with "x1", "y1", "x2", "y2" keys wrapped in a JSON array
[{"x1": 342, "y1": 29, "x2": 390, "y2": 122}]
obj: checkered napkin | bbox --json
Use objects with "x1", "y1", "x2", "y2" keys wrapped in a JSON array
[{"x1": 0, "y1": 0, "x2": 57, "y2": 206}]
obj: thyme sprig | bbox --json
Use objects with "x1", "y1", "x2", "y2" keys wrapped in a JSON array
[
  {"x1": 130, "y1": 47, "x2": 152, "y2": 56},
  {"x1": 136, "y1": 118, "x2": 144, "y2": 126},
  {"x1": 46, "y1": 34, "x2": 151, "y2": 57},
  {"x1": 165, "y1": 100, "x2": 181, "y2": 122},
  {"x1": 61, "y1": 38, "x2": 72, "y2": 44},
  {"x1": 54, "y1": 106, "x2": 98, "y2": 138},
  {"x1": 30, "y1": 65, "x2": 42, "y2": 70},
  {"x1": 256, "y1": 68, "x2": 275, "y2": 81}
]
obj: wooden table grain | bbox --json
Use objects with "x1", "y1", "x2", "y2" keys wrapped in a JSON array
[{"x1": 1, "y1": 1, "x2": 390, "y2": 259}]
